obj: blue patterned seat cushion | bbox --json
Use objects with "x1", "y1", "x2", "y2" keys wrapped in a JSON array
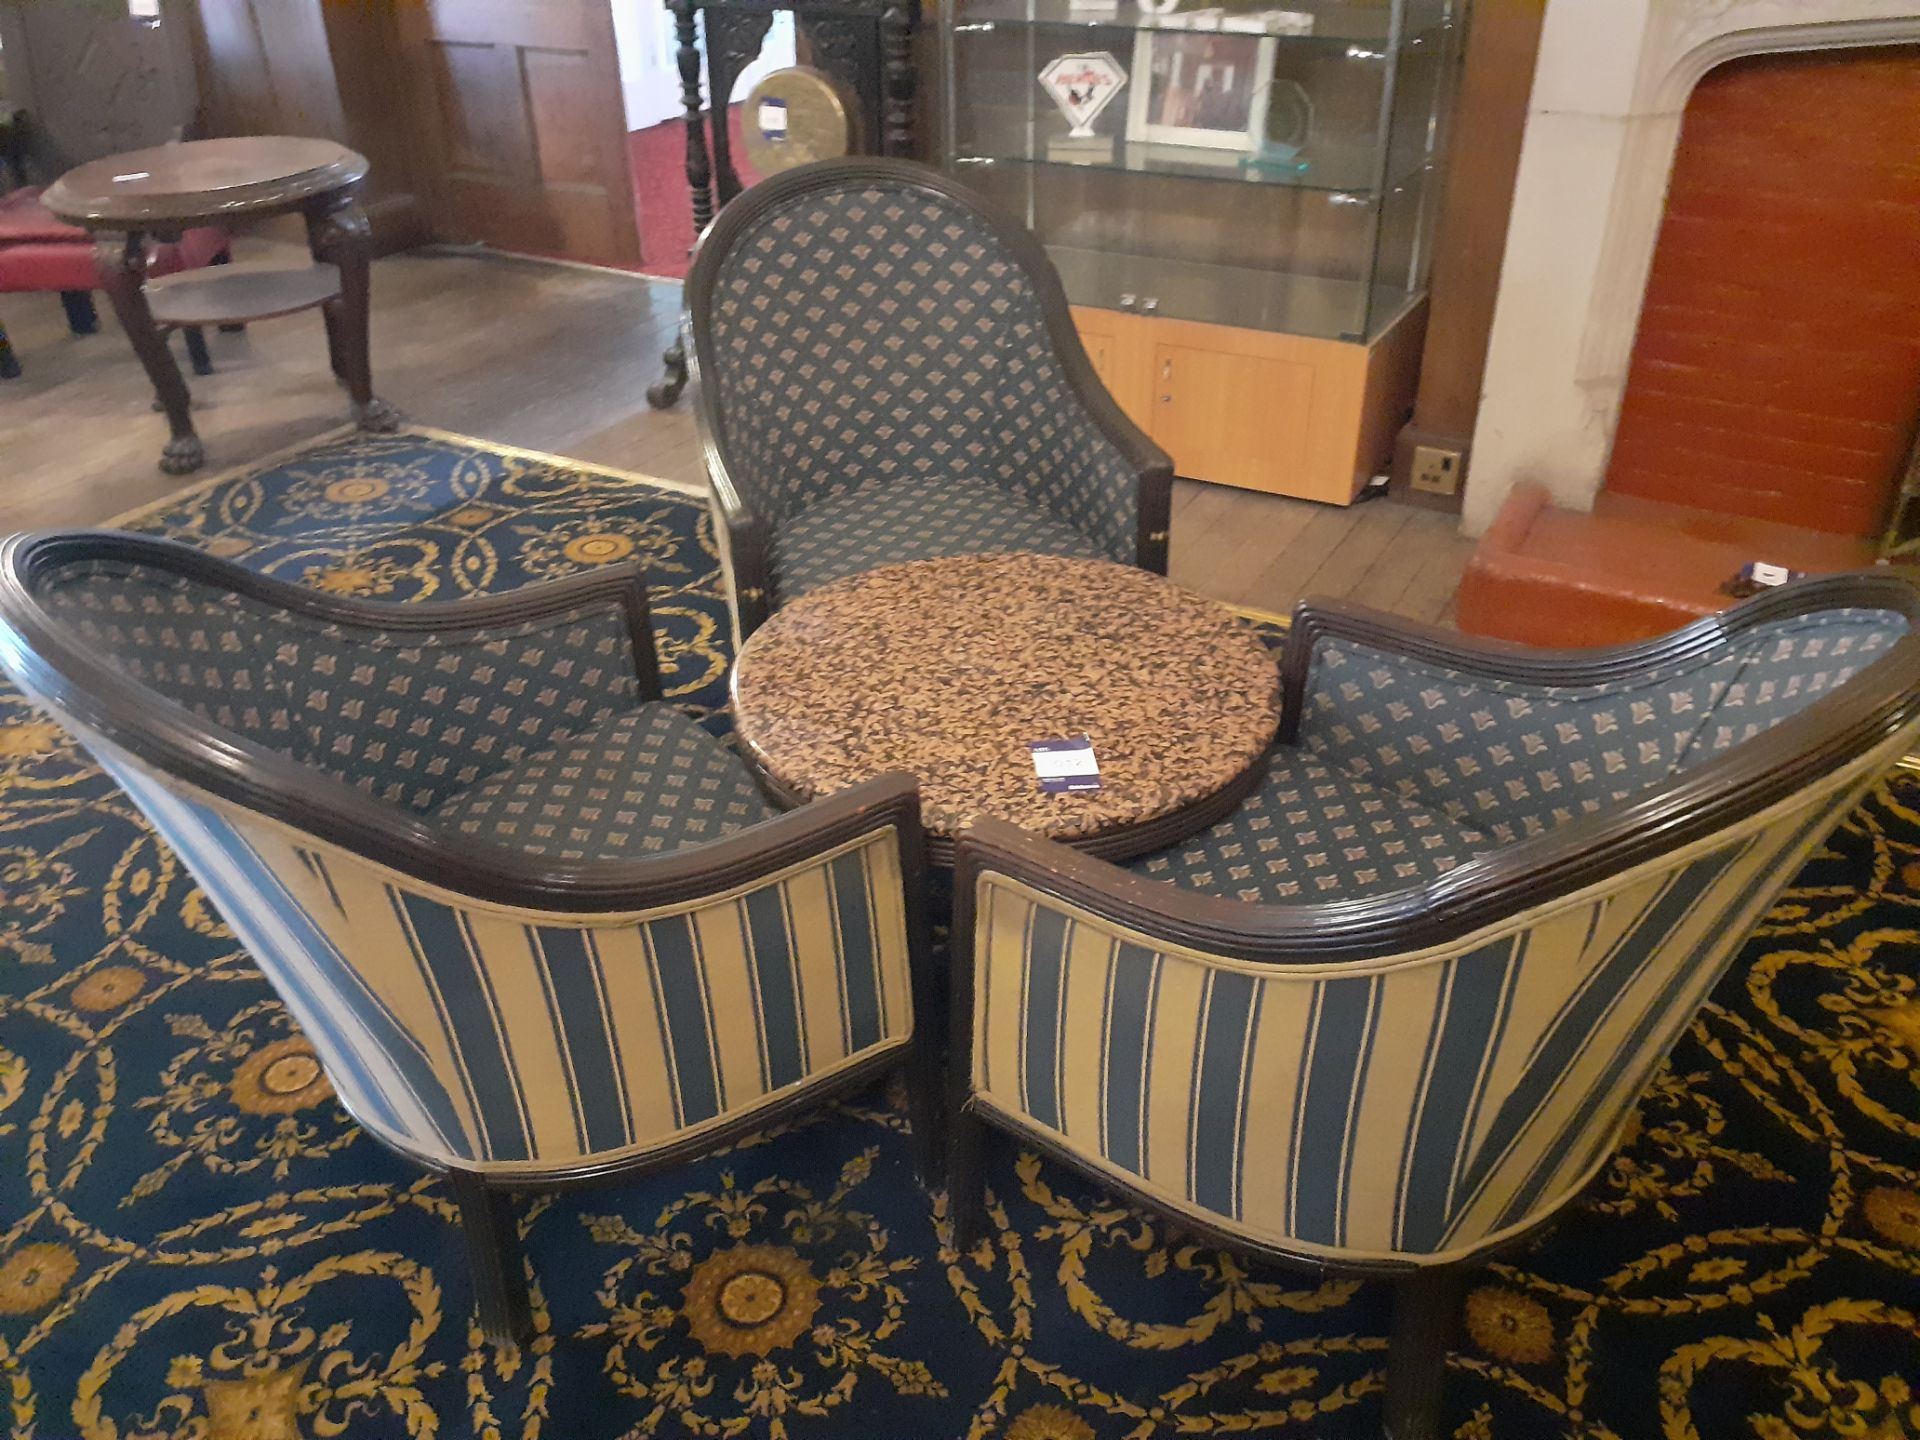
[
  {"x1": 770, "y1": 476, "x2": 1106, "y2": 601},
  {"x1": 428, "y1": 704, "x2": 773, "y2": 861},
  {"x1": 1129, "y1": 751, "x2": 1491, "y2": 904}
]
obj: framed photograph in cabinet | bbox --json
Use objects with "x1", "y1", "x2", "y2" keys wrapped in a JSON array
[{"x1": 1125, "y1": 30, "x2": 1276, "y2": 151}]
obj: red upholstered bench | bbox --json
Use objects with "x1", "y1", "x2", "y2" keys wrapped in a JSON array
[{"x1": 0, "y1": 187, "x2": 228, "y2": 379}]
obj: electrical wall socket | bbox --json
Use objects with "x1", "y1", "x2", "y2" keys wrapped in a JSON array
[{"x1": 1409, "y1": 444, "x2": 1463, "y2": 496}]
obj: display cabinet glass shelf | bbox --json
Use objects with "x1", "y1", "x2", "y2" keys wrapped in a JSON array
[{"x1": 940, "y1": 0, "x2": 1461, "y2": 503}]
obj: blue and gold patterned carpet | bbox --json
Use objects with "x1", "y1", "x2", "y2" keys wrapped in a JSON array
[{"x1": 1, "y1": 428, "x2": 1918, "y2": 1439}]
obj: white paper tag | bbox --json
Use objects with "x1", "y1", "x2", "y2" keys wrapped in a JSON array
[
  {"x1": 1029, "y1": 735, "x2": 1102, "y2": 793},
  {"x1": 758, "y1": 99, "x2": 789, "y2": 138}
]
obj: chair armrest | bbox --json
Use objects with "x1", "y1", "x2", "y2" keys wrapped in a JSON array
[
  {"x1": 1012, "y1": 283, "x2": 1175, "y2": 572},
  {"x1": 691, "y1": 341, "x2": 780, "y2": 633},
  {"x1": 1273, "y1": 595, "x2": 1779, "y2": 747},
  {"x1": 954, "y1": 816, "x2": 1430, "y2": 967},
  {"x1": 14, "y1": 529, "x2": 667, "y2": 699},
  {"x1": 706, "y1": 446, "x2": 775, "y2": 639}
]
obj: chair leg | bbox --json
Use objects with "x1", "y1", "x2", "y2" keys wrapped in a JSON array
[
  {"x1": 947, "y1": 1106, "x2": 988, "y2": 1254},
  {"x1": 181, "y1": 326, "x2": 213, "y2": 376},
  {"x1": 0, "y1": 320, "x2": 18, "y2": 380},
  {"x1": 59, "y1": 290, "x2": 99, "y2": 335},
  {"x1": 1382, "y1": 1269, "x2": 1464, "y2": 1440},
  {"x1": 903, "y1": 1048, "x2": 944, "y2": 1191},
  {"x1": 449, "y1": 1171, "x2": 531, "y2": 1349}
]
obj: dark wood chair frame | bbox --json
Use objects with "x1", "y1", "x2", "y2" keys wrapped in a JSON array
[
  {"x1": 686, "y1": 156, "x2": 1176, "y2": 639},
  {"x1": 0, "y1": 530, "x2": 947, "y2": 1349},
  {"x1": 946, "y1": 571, "x2": 1920, "y2": 1440}
]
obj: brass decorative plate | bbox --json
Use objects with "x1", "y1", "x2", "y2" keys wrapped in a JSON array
[{"x1": 741, "y1": 67, "x2": 858, "y2": 175}]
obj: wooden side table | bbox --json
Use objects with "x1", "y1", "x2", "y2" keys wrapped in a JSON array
[
  {"x1": 730, "y1": 553, "x2": 1282, "y2": 865},
  {"x1": 42, "y1": 136, "x2": 399, "y2": 475}
]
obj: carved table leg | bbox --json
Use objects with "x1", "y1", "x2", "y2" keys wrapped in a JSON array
[
  {"x1": 320, "y1": 304, "x2": 348, "y2": 382},
  {"x1": 210, "y1": 249, "x2": 246, "y2": 334},
  {"x1": 670, "y1": 0, "x2": 714, "y2": 237},
  {"x1": 96, "y1": 231, "x2": 203, "y2": 474},
  {"x1": 880, "y1": 0, "x2": 920, "y2": 157},
  {"x1": 306, "y1": 192, "x2": 400, "y2": 433}
]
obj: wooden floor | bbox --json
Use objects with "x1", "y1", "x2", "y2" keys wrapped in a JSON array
[{"x1": 0, "y1": 245, "x2": 1473, "y2": 623}]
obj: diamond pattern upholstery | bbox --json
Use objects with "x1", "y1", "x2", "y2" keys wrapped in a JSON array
[
  {"x1": 702, "y1": 178, "x2": 1143, "y2": 581},
  {"x1": 41, "y1": 559, "x2": 643, "y2": 811},
  {"x1": 1298, "y1": 608, "x2": 1907, "y2": 844},
  {"x1": 1133, "y1": 606, "x2": 1908, "y2": 903},
  {"x1": 770, "y1": 476, "x2": 1105, "y2": 601},
  {"x1": 38, "y1": 563, "x2": 303, "y2": 754},
  {"x1": 1129, "y1": 753, "x2": 1490, "y2": 903},
  {"x1": 428, "y1": 705, "x2": 773, "y2": 860}
]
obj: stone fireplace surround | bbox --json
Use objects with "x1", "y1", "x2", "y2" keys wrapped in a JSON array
[{"x1": 1463, "y1": 0, "x2": 1920, "y2": 536}]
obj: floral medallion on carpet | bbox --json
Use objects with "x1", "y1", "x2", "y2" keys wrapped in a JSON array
[{"x1": 0, "y1": 427, "x2": 1916, "y2": 1439}]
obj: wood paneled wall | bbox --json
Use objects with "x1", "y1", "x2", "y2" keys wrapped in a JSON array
[
  {"x1": 0, "y1": 0, "x2": 200, "y2": 177},
  {"x1": 188, "y1": 0, "x2": 428, "y2": 248},
  {"x1": 1389, "y1": 0, "x2": 1547, "y2": 508}
]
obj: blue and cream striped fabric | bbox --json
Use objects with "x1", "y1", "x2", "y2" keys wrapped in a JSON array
[
  {"x1": 971, "y1": 727, "x2": 1913, "y2": 1266},
  {"x1": 70, "y1": 730, "x2": 914, "y2": 1176}
]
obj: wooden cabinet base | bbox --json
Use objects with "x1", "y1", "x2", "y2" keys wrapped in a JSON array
[{"x1": 1073, "y1": 300, "x2": 1427, "y2": 506}]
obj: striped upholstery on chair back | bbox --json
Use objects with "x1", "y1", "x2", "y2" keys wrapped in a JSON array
[
  {"x1": 70, "y1": 731, "x2": 915, "y2": 1175},
  {"x1": 702, "y1": 179, "x2": 1138, "y2": 561},
  {"x1": 1297, "y1": 608, "x2": 1906, "y2": 843},
  {"x1": 39, "y1": 559, "x2": 643, "y2": 810},
  {"x1": 969, "y1": 725, "x2": 1910, "y2": 1266}
]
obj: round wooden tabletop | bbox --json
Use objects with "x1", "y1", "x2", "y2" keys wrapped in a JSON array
[
  {"x1": 730, "y1": 553, "x2": 1282, "y2": 863},
  {"x1": 42, "y1": 136, "x2": 368, "y2": 228}
]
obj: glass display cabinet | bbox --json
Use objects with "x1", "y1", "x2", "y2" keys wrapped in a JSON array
[{"x1": 940, "y1": 0, "x2": 1461, "y2": 503}]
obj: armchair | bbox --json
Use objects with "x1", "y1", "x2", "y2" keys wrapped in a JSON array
[
  {"x1": 685, "y1": 157, "x2": 1174, "y2": 638},
  {"x1": 948, "y1": 573, "x2": 1920, "y2": 1439},
  {"x1": 0, "y1": 530, "x2": 941, "y2": 1347}
]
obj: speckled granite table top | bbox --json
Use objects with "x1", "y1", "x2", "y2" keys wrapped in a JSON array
[{"x1": 730, "y1": 553, "x2": 1282, "y2": 851}]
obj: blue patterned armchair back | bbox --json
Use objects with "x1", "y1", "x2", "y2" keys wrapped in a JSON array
[
  {"x1": 0, "y1": 538, "x2": 926, "y2": 1182},
  {"x1": 38, "y1": 557, "x2": 642, "y2": 811},
  {"x1": 1297, "y1": 606, "x2": 1907, "y2": 843},
  {"x1": 959, "y1": 580, "x2": 1920, "y2": 1270},
  {"x1": 696, "y1": 168, "x2": 1141, "y2": 563}
]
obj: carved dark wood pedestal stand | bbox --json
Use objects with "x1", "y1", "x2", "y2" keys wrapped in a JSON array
[
  {"x1": 43, "y1": 137, "x2": 399, "y2": 475},
  {"x1": 647, "y1": 0, "x2": 920, "y2": 409}
]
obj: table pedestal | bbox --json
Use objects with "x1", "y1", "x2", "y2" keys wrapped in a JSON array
[{"x1": 94, "y1": 194, "x2": 398, "y2": 475}]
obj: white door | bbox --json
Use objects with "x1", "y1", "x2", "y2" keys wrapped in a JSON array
[{"x1": 612, "y1": 0, "x2": 796, "y2": 132}]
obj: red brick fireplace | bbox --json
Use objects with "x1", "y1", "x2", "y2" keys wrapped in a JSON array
[{"x1": 1460, "y1": 35, "x2": 1920, "y2": 647}]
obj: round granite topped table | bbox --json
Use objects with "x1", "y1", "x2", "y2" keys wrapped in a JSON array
[
  {"x1": 41, "y1": 136, "x2": 398, "y2": 475},
  {"x1": 730, "y1": 554, "x2": 1282, "y2": 864}
]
